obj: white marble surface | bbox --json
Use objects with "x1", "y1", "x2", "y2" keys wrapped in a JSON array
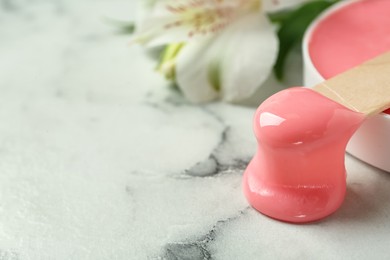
[{"x1": 1, "y1": 1, "x2": 390, "y2": 259}]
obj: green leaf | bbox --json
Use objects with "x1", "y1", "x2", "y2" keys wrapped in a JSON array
[
  {"x1": 118, "y1": 23, "x2": 135, "y2": 34},
  {"x1": 103, "y1": 18, "x2": 135, "y2": 34},
  {"x1": 268, "y1": 9, "x2": 293, "y2": 24},
  {"x1": 273, "y1": 0, "x2": 339, "y2": 80}
]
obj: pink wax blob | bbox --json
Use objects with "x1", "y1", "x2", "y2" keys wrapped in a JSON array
[
  {"x1": 308, "y1": 0, "x2": 390, "y2": 116},
  {"x1": 243, "y1": 88, "x2": 365, "y2": 223}
]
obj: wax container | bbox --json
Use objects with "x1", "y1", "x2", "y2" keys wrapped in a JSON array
[{"x1": 303, "y1": 0, "x2": 390, "y2": 172}]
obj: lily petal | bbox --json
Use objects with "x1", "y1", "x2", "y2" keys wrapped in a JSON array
[
  {"x1": 263, "y1": 0, "x2": 310, "y2": 12},
  {"x1": 217, "y1": 13, "x2": 278, "y2": 102},
  {"x1": 133, "y1": 0, "x2": 256, "y2": 47},
  {"x1": 175, "y1": 38, "x2": 220, "y2": 103},
  {"x1": 132, "y1": 13, "x2": 192, "y2": 47}
]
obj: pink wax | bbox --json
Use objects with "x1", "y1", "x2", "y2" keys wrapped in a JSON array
[
  {"x1": 243, "y1": 88, "x2": 365, "y2": 223},
  {"x1": 309, "y1": 0, "x2": 390, "y2": 115}
]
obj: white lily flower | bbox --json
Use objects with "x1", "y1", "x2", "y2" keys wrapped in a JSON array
[{"x1": 134, "y1": 0, "x2": 307, "y2": 103}]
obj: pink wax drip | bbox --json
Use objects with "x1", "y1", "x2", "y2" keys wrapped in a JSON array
[
  {"x1": 243, "y1": 88, "x2": 365, "y2": 223},
  {"x1": 309, "y1": 0, "x2": 390, "y2": 115}
]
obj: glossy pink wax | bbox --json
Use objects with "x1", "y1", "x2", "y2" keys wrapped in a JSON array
[
  {"x1": 309, "y1": 0, "x2": 390, "y2": 115},
  {"x1": 243, "y1": 88, "x2": 365, "y2": 223}
]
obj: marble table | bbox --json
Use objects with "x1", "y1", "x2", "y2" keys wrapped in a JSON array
[{"x1": 1, "y1": 1, "x2": 390, "y2": 259}]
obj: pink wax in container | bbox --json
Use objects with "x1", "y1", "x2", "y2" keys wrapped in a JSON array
[
  {"x1": 308, "y1": 0, "x2": 390, "y2": 114},
  {"x1": 304, "y1": 0, "x2": 390, "y2": 173},
  {"x1": 243, "y1": 88, "x2": 365, "y2": 223}
]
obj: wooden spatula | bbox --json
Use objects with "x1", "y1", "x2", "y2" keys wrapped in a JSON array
[{"x1": 314, "y1": 51, "x2": 390, "y2": 116}]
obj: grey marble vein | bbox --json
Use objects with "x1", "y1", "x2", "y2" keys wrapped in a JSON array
[
  {"x1": 185, "y1": 127, "x2": 250, "y2": 177},
  {"x1": 160, "y1": 208, "x2": 250, "y2": 260}
]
